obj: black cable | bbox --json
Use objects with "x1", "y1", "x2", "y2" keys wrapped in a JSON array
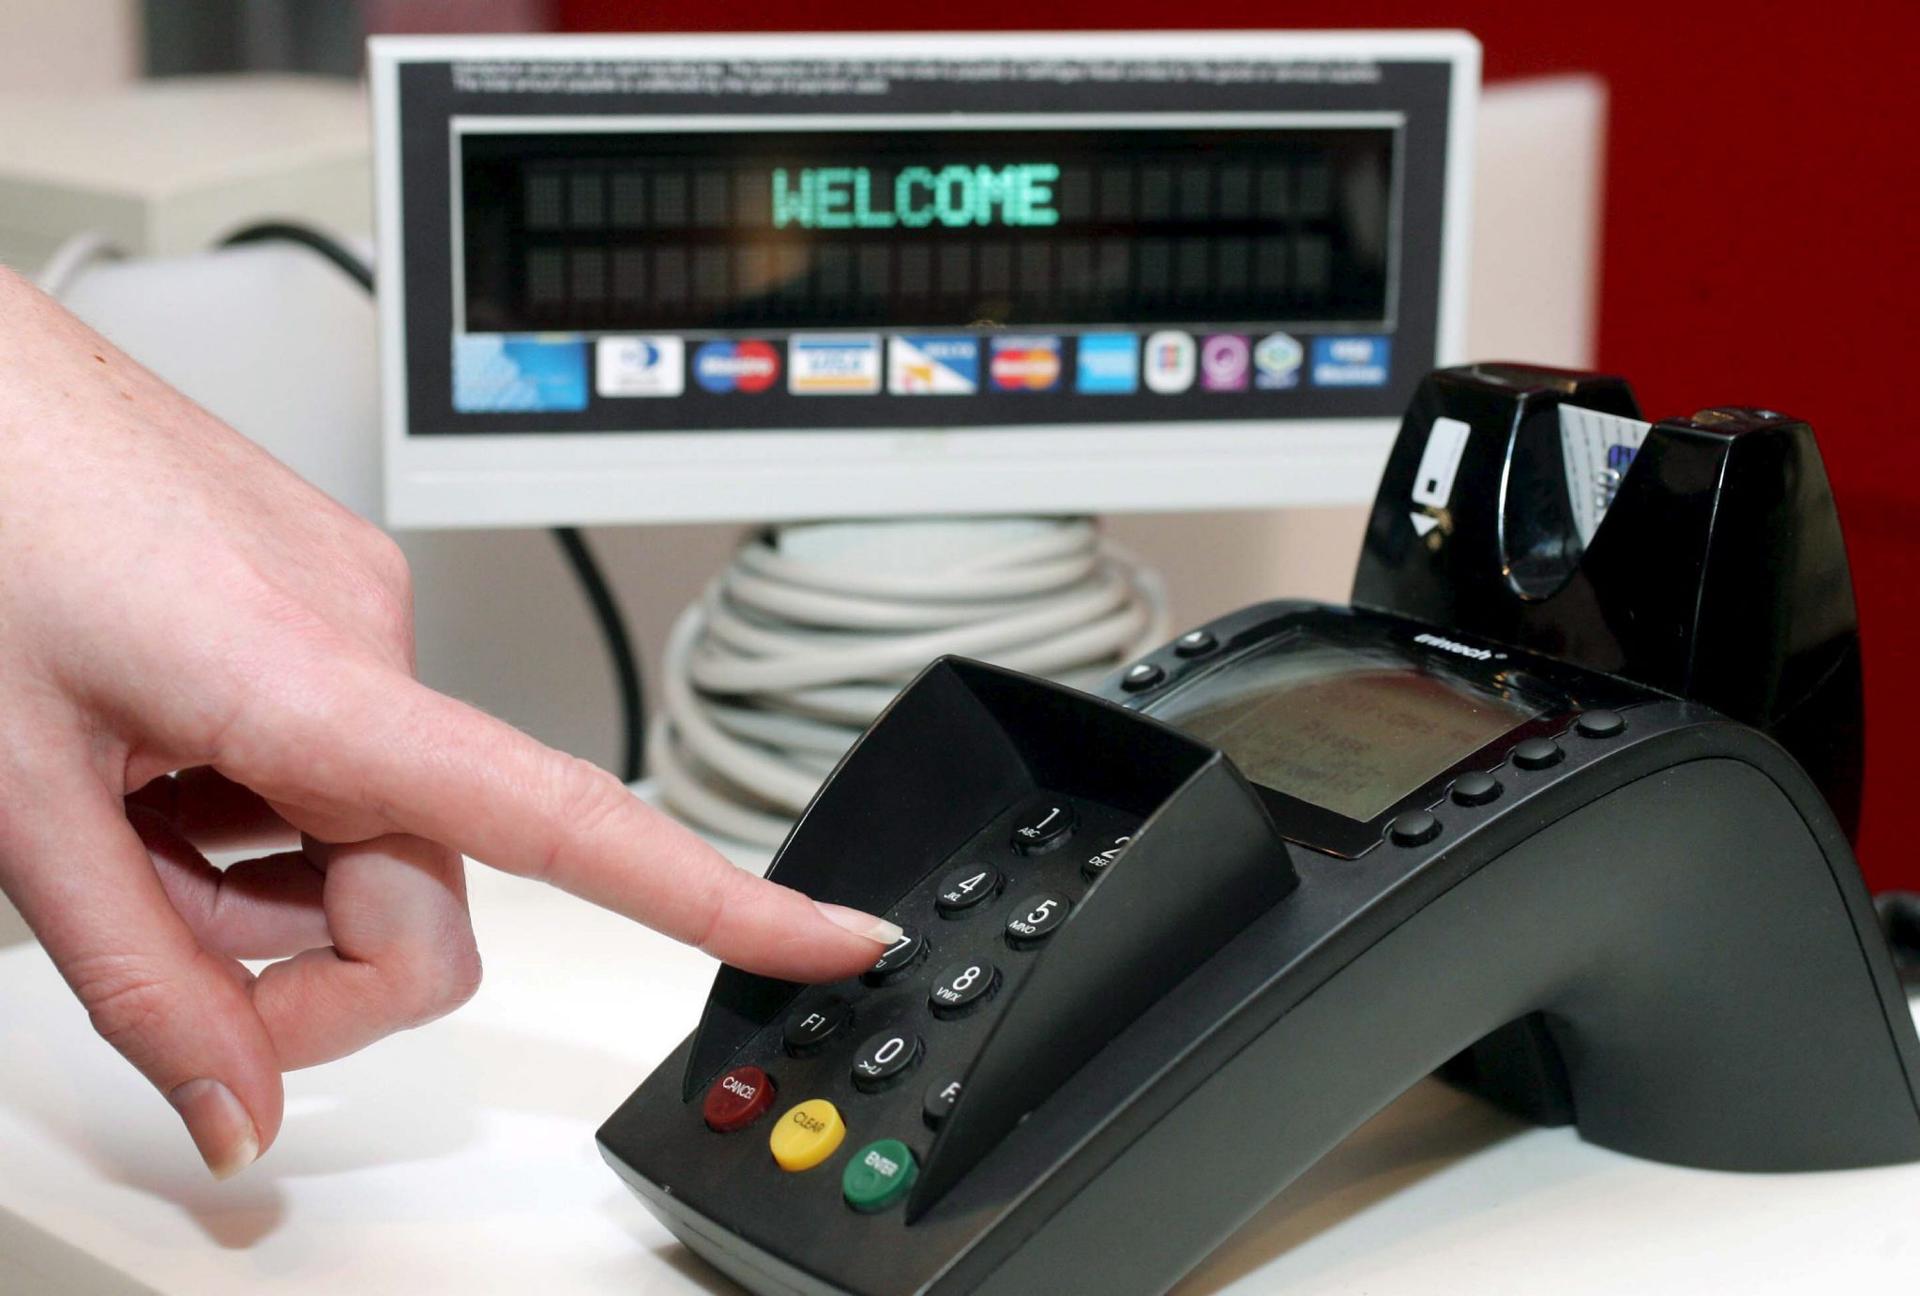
[
  {"x1": 551, "y1": 527, "x2": 646, "y2": 783},
  {"x1": 214, "y1": 220, "x2": 648, "y2": 781},
  {"x1": 220, "y1": 221, "x2": 375, "y2": 293}
]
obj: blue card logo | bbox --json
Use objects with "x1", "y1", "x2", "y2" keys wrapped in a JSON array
[
  {"x1": 1310, "y1": 336, "x2": 1391, "y2": 388},
  {"x1": 452, "y1": 335, "x2": 589, "y2": 413},
  {"x1": 1076, "y1": 332, "x2": 1140, "y2": 394}
]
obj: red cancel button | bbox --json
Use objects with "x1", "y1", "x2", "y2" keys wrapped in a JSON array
[{"x1": 703, "y1": 1065, "x2": 776, "y2": 1132}]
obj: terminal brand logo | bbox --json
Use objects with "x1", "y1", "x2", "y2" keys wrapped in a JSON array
[
  {"x1": 989, "y1": 336, "x2": 1062, "y2": 391},
  {"x1": 888, "y1": 335, "x2": 981, "y2": 394},
  {"x1": 1311, "y1": 335, "x2": 1391, "y2": 387},
  {"x1": 694, "y1": 339, "x2": 779, "y2": 393},
  {"x1": 1413, "y1": 631, "x2": 1505, "y2": 662},
  {"x1": 1076, "y1": 333, "x2": 1140, "y2": 394},
  {"x1": 1200, "y1": 334, "x2": 1250, "y2": 392},
  {"x1": 788, "y1": 335, "x2": 882, "y2": 395},
  {"x1": 1143, "y1": 331, "x2": 1197, "y2": 394},
  {"x1": 1253, "y1": 332, "x2": 1304, "y2": 389},
  {"x1": 595, "y1": 335, "x2": 684, "y2": 398}
]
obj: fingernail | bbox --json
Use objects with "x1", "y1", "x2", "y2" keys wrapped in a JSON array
[
  {"x1": 813, "y1": 902, "x2": 904, "y2": 947},
  {"x1": 168, "y1": 1078, "x2": 260, "y2": 1181}
]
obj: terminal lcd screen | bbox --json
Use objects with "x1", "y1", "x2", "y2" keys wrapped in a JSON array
[
  {"x1": 459, "y1": 127, "x2": 1393, "y2": 334},
  {"x1": 1153, "y1": 634, "x2": 1537, "y2": 822}
]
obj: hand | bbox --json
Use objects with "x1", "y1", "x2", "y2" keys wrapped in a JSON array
[{"x1": 0, "y1": 269, "x2": 899, "y2": 1179}]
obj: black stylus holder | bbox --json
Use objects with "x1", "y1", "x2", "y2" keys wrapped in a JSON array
[{"x1": 1355, "y1": 363, "x2": 1864, "y2": 837}]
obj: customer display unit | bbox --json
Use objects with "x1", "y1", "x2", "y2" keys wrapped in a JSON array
[{"x1": 370, "y1": 31, "x2": 1477, "y2": 526}]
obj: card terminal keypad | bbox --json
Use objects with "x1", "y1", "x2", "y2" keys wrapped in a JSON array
[{"x1": 692, "y1": 790, "x2": 1139, "y2": 1215}]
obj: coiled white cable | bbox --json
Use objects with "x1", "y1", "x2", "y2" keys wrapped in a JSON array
[{"x1": 654, "y1": 517, "x2": 1172, "y2": 847}]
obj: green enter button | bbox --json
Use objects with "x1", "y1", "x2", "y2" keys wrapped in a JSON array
[{"x1": 842, "y1": 1138, "x2": 918, "y2": 1212}]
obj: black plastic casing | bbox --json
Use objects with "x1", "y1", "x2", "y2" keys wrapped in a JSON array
[
  {"x1": 597, "y1": 364, "x2": 1919, "y2": 1295},
  {"x1": 599, "y1": 647, "x2": 1920, "y2": 1295}
]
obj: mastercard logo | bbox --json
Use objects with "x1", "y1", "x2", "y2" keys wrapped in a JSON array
[{"x1": 989, "y1": 340, "x2": 1062, "y2": 391}]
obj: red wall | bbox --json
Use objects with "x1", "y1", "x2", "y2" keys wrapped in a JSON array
[{"x1": 558, "y1": 2, "x2": 1920, "y2": 889}]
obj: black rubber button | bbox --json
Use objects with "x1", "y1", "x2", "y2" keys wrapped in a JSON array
[
  {"x1": 1004, "y1": 891, "x2": 1073, "y2": 948},
  {"x1": 923, "y1": 1075, "x2": 964, "y2": 1129},
  {"x1": 1575, "y1": 709, "x2": 1627, "y2": 739},
  {"x1": 1173, "y1": 629, "x2": 1219, "y2": 658},
  {"x1": 927, "y1": 959, "x2": 999, "y2": 1018},
  {"x1": 1388, "y1": 811, "x2": 1441, "y2": 847},
  {"x1": 862, "y1": 928, "x2": 927, "y2": 987},
  {"x1": 1121, "y1": 662, "x2": 1165, "y2": 692},
  {"x1": 1009, "y1": 796, "x2": 1077, "y2": 855},
  {"x1": 1512, "y1": 737, "x2": 1565, "y2": 770},
  {"x1": 850, "y1": 1029, "x2": 923, "y2": 1092},
  {"x1": 783, "y1": 999, "x2": 852, "y2": 1057},
  {"x1": 935, "y1": 864, "x2": 1004, "y2": 916},
  {"x1": 1083, "y1": 832, "x2": 1133, "y2": 882},
  {"x1": 1451, "y1": 772, "x2": 1502, "y2": 807}
]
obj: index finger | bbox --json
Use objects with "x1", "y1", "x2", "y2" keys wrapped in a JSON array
[{"x1": 235, "y1": 666, "x2": 899, "y2": 981}]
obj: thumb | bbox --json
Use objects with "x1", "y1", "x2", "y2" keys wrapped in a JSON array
[{"x1": 0, "y1": 758, "x2": 285, "y2": 1178}]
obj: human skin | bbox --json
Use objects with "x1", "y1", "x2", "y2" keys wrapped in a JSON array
[{"x1": 0, "y1": 267, "x2": 899, "y2": 1179}]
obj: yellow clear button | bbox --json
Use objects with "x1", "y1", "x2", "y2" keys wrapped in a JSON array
[{"x1": 769, "y1": 1098, "x2": 845, "y2": 1172}]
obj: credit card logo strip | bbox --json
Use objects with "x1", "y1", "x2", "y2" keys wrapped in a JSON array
[
  {"x1": 694, "y1": 339, "x2": 780, "y2": 394},
  {"x1": 789, "y1": 335, "x2": 883, "y2": 395},
  {"x1": 596, "y1": 335, "x2": 685, "y2": 398},
  {"x1": 1076, "y1": 332, "x2": 1140, "y2": 394},
  {"x1": 1143, "y1": 331, "x2": 1197, "y2": 394},
  {"x1": 989, "y1": 335, "x2": 1063, "y2": 392},
  {"x1": 888, "y1": 335, "x2": 981, "y2": 395},
  {"x1": 453, "y1": 335, "x2": 589, "y2": 413},
  {"x1": 1310, "y1": 335, "x2": 1391, "y2": 388},
  {"x1": 1253, "y1": 332, "x2": 1304, "y2": 390},
  {"x1": 1200, "y1": 334, "x2": 1250, "y2": 392}
]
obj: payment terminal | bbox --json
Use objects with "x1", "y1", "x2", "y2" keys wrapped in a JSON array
[{"x1": 597, "y1": 363, "x2": 1920, "y2": 1295}]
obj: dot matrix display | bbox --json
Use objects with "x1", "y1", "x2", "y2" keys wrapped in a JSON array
[{"x1": 459, "y1": 127, "x2": 1394, "y2": 334}]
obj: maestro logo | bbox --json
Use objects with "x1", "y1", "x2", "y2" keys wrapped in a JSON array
[
  {"x1": 694, "y1": 340, "x2": 780, "y2": 393},
  {"x1": 989, "y1": 336, "x2": 1063, "y2": 391}
]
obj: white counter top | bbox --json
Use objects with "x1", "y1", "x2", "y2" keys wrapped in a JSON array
[{"x1": 3, "y1": 829, "x2": 1916, "y2": 1295}]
